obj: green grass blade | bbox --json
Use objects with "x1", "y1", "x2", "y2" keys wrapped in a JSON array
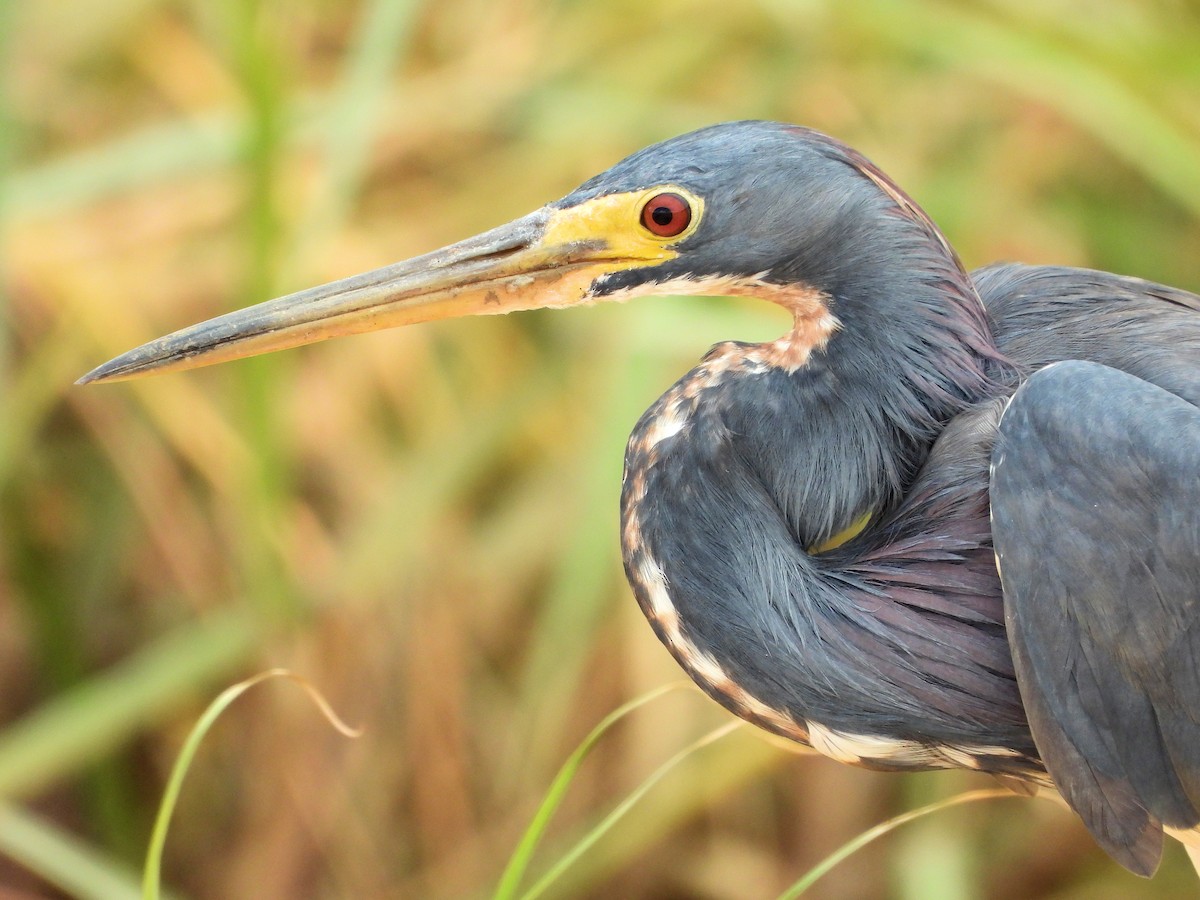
[
  {"x1": 543, "y1": 726, "x2": 790, "y2": 896},
  {"x1": 849, "y1": 0, "x2": 1200, "y2": 218},
  {"x1": 285, "y1": 0, "x2": 421, "y2": 272},
  {"x1": 0, "y1": 610, "x2": 257, "y2": 799},
  {"x1": 0, "y1": 0, "x2": 15, "y2": 474},
  {"x1": 6, "y1": 111, "x2": 245, "y2": 220},
  {"x1": 143, "y1": 668, "x2": 360, "y2": 900},
  {"x1": 517, "y1": 720, "x2": 743, "y2": 900},
  {"x1": 0, "y1": 803, "x2": 160, "y2": 900},
  {"x1": 509, "y1": 334, "x2": 653, "y2": 777},
  {"x1": 492, "y1": 682, "x2": 692, "y2": 900},
  {"x1": 775, "y1": 788, "x2": 1019, "y2": 899}
]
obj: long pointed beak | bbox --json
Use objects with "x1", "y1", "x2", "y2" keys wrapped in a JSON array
[{"x1": 78, "y1": 205, "x2": 644, "y2": 384}]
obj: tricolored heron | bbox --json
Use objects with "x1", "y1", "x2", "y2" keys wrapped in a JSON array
[{"x1": 80, "y1": 121, "x2": 1200, "y2": 877}]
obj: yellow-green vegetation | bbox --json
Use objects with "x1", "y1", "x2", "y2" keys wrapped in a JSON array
[{"x1": 3, "y1": 1, "x2": 1200, "y2": 897}]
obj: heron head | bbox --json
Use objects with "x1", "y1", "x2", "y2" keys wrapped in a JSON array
[{"x1": 79, "y1": 122, "x2": 932, "y2": 384}]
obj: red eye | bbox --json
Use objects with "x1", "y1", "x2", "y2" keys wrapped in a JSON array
[{"x1": 640, "y1": 192, "x2": 692, "y2": 237}]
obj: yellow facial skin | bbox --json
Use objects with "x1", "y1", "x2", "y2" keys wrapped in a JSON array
[
  {"x1": 78, "y1": 186, "x2": 705, "y2": 385},
  {"x1": 541, "y1": 185, "x2": 703, "y2": 263}
]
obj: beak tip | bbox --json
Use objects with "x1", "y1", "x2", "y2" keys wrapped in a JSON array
[{"x1": 76, "y1": 357, "x2": 139, "y2": 385}]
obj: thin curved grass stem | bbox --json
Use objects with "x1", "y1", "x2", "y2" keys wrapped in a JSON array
[
  {"x1": 775, "y1": 787, "x2": 1022, "y2": 899},
  {"x1": 518, "y1": 720, "x2": 743, "y2": 900},
  {"x1": 492, "y1": 681, "x2": 695, "y2": 900}
]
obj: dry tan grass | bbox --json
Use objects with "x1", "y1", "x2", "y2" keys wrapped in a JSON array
[{"x1": 3, "y1": 1, "x2": 1200, "y2": 897}]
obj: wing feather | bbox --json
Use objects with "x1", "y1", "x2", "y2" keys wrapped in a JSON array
[{"x1": 991, "y1": 360, "x2": 1200, "y2": 876}]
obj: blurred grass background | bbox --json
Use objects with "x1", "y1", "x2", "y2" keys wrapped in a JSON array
[{"x1": 3, "y1": 0, "x2": 1200, "y2": 897}]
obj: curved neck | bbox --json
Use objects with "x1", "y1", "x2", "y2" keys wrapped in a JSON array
[
  {"x1": 716, "y1": 266, "x2": 1008, "y2": 549},
  {"x1": 620, "y1": 362, "x2": 1033, "y2": 759},
  {"x1": 701, "y1": 143, "x2": 1014, "y2": 541},
  {"x1": 619, "y1": 226, "x2": 1026, "y2": 759}
]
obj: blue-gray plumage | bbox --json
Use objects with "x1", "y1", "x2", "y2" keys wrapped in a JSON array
[
  {"x1": 992, "y1": 360, "x2": 1200, "y2": 874},
  {"x1": 78, "y1": 121, "x2": 1200, "y2": 876}
]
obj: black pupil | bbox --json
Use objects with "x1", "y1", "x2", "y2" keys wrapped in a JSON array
[{"x1": 651, "y1": 205, "x2": 675, "y2": 226}]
